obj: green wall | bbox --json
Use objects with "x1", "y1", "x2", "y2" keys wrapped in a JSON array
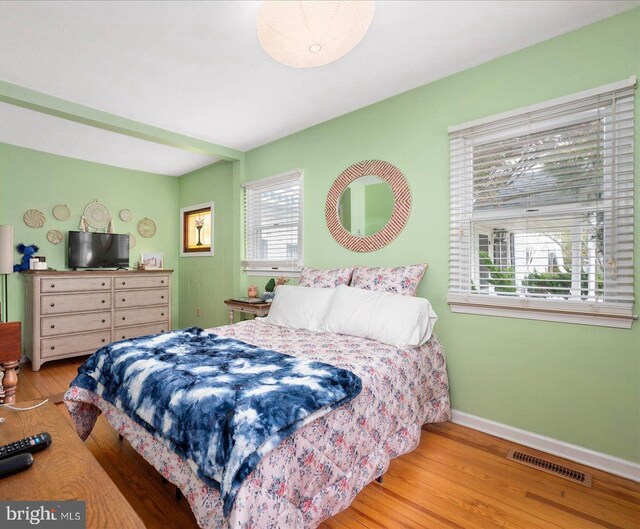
[
  {"x1": 0, "y1": 143, "x2": 180, "y2": 328},
  {"x1": 178, "y1": 161, "x2": 235, "y2": 328},
  {"x1": 244, "y1": 10, "x2": 640, "y2": 462}
]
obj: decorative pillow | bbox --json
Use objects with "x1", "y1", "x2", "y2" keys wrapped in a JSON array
[
  {"x1": 321, "y1": 285, "x2": 438, "y2": 349},
  {"x1": 298, "y1": 266, "x2": 354, "y2": 288},
  {"x1": 351, "y1": 264, "x2": 428, "y2": 296},
  {"x1": 265, "y1": 285, "x2": 336, "y2": 332}
]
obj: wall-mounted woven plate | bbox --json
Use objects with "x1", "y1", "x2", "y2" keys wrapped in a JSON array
[
  {"x1": 47, "y1": 229, "x2": 63, "y2": 245},
  {"x1": 119, "y1": 209, "x2": 132, "y2": 222},
  {"x1": 24, "y1": 209, "x2": 45, "y2": 228},
  {"x1": 128, "y1": 233, "x2": 137, "y2": 248},
  {"x1": 53, "y1": 204, "x2": 70, "y2": 221},
  {"x1": 81, "y1": 200, "x2": 112, "y2": 232},
  {"x1": 138, "y1": 218, "x2": 156, "y2": 238}
]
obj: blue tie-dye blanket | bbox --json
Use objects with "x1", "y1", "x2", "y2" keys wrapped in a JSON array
[{"x1": 70, "y1": 327, "x2": 361, "y2": 515}]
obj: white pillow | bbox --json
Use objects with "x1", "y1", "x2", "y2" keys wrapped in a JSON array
[
  {"x1": 321, "y1": 285, "x2": 437, "y2": 349},
  {"x1": 265, "y1": 285, "x2": 335, "y2": 332}
]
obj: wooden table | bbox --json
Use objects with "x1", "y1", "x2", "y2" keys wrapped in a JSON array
[
  {"x1": 224, "y1": 299, "x2": 271, "y2": 325},
  {"x1": 0, "y1": 400, "x2": 145, "y2": 529},
  {"x1": 0, "y1": 321, "x2": 21, "y2": 404}
]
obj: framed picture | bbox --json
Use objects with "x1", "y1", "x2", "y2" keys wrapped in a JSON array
[
  {"x1": 141, "y1": 253, "x2": 164, "y2": 270},
  {"x1": 180, "y1": 202, "x2": 214, "y2": 257}
]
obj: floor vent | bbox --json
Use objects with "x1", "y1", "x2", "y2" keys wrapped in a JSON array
[{"x1": 506, "y1": 449, "x2": 592, "y2": 487}]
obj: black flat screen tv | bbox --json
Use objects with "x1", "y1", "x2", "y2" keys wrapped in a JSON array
[{"x1": 68, "y1": 231, "x2": 129, "y2": 269}]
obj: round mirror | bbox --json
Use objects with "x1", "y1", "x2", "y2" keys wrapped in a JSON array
[
  {"x1": 338, "y1": 175, "x2": 394, "y2": 237},
  {"x1": 326, "y1": 160, "x2": 411, "y2": 253}
]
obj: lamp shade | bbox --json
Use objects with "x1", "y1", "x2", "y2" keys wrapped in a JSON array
[
  {"x1": 0, "y1": 225, "x2": 14, "y2": 274},
  {"x1": 257, "y1": 1, "x2": 375, "y2": 68}
]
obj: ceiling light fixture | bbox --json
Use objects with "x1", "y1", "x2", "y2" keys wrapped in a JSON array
[{"x1": 257, "y1": 1, "x2": 375, "y2": 69}]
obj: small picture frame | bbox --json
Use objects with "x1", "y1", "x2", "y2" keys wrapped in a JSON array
[
  {"x1": 180, "y1": 202, "x2": 214, "y2": 257},
  {"x1": 141, "y1": 253, "x2": 164, "y2": 270}
]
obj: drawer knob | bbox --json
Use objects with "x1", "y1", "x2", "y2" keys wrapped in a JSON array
[
  {"x1": 50, "y1": 283, "x2": 55, "y2": 288},
  {"x1": 101, "y1": 339, "x2": 106, "y2": 343},
  {"x1": 161, "y1": 312, "x2": 165, "y2": 316},
  {"x1": 50, "y1": 346, "x2": 55, "y2": 350},
  {"x1": 161, "y1": 295, "x2": 165, "y2": 299},
  {"x1": 50, "y1": 303, "x2": 55, "y2": 307},
  {"x1": 122, "y1": 317, "x2": 126, "y2": 321},
  {"x1": 101, "y1": 300, "x2": 106, "y2": 304},
  {"x1": 122, "y1": 281, "x2": 126, "y2": 285},
  {"x1": 122, "y1": 335, "x2": 126, "y2": 339},
  {"x1": 122, "y1": 298, "x2": 126, "y2": 302},
  {"x1": 161, "y1": 280, "x2": 165, "y2": 284},
  {"x1": 101, "y1": 282, "x2": 106, "y2": 286},
  {"x1": 161, "y1": 329, "x2": 165, "y2": 332},
  {"x1": 101, "y1": 319, "x2": 106, "y2": 323},
  {"x1": 50, "y1": 324, "x2": 55, "y2": 329}
]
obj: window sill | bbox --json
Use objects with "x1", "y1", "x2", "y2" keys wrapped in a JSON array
[
  {"x1": 447, "y1": 294, "x2": 636, "y2": 329},
  {"x1": 243, "y1": 268, "x2": 301, "y2": 278}
]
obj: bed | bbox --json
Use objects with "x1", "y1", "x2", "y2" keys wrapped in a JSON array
[{"x1": 64, "y1": 318, "x2": 450, "y2": 529}]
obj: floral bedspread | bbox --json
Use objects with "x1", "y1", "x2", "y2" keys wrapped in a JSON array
[{"x1": 64, "y1": 319, "x2": 451, "y2": 529}]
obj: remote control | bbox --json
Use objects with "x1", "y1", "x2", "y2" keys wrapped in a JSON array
[
  {"x1": 0, "y1": 453, "x2": 34, "y2": 478},
  {"x1": 0, "y1": 432, "x2": 52, "y2": 461}
]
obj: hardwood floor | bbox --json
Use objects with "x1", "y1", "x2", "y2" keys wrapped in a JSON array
[{"x1": 14, "y1": 359, "x2": 640, "y2": 529}]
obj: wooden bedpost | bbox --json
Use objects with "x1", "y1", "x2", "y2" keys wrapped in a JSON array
[{"x1": 0, "y1": 322, "x2": 21, "y2": 404}]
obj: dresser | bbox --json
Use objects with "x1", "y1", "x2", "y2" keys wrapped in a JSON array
[{"x1": 24, "y1": 270, "x2": 173, "y2": 371}]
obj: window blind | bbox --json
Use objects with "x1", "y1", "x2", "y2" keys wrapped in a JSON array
[
  {"x1": 242, "y1": 170, "x2": 303, "y2": 274},
  {"x1": 448, "y1": 78, "x2": 636, "y2": 328}
]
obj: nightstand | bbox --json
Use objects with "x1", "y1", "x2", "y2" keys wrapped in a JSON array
[{"x1": 224, "y1": 299, "x2": 271, "y2": 325}]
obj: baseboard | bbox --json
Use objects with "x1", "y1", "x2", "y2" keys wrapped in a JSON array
[{"x1": 450, "y1": 409, "x2": 640, "y2": 483}]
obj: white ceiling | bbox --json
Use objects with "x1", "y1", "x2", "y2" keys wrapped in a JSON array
[
  {"x1": 0, "y1": 102, "x2": 218, "y2": 176},
  {"x1": 0, "y1": 0, "x2": 636, "y2": 173}
]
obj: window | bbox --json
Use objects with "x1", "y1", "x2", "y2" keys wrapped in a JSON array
[
  {"x1": 448, "y1": 78, "x2": 635, "y2": 328},
  {"x1": 242, "y1": 170, "x2": 303, "y2": 275},
  {"x1": 180, "y1": 202, "x2": 213, "y2": 257}
]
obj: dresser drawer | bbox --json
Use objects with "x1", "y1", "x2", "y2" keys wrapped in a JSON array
[
  {"x1": 41, "y1": 293, "x2": 111, "y2": 315},
  {"x1": 115, "y1": 289, "x2": 169, "y2": 308},
  {"x1": 41, "y1": 330, "x2": 111, "y2": 359},
  {"x1": 115, "y1": 324, "x2": 169, "y2": 341},
  {"x1": 41, "y1": 277, "x2": 111, "y2": 293},
  {"x1": 41, "y1": 312, "x2": 111, "y2": 337},
  {"x1": 115, "y1": 275, "x2": 170, "y2": 290},
  {"x1": 114, "y1": 306, "x2": 168, "y2": 328}
]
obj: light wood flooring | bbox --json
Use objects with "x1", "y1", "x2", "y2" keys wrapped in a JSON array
[{"x1": 14, "y1": 358, "x2": 640, "y2": 529}]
